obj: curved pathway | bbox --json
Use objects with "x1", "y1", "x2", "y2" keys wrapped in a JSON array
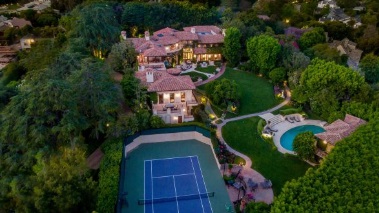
[
  {"x1": 213, "y1": 89, "x2": 291, "y2": 204},
  {"x1": 194, "y1": 63, "x2": 226, "y2": 86}
]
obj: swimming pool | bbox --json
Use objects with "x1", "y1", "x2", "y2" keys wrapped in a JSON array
[{"x1": 280, "y1": 125, "x2": 325, "y2": 151}]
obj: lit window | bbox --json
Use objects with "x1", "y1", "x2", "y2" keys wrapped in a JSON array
[
  {"x1": 170, "y1": 93, "x2": 175, "y2": 103},
  {"x1": 181, "y1": 92, "x2": 185, "y2": 102}
]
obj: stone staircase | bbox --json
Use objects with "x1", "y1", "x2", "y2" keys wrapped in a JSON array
[{"x1": 267, "y1": 115, "x2": 284, "y2": 127}]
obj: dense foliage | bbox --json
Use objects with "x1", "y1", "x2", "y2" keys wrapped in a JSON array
[
  {"x1": 205, "y1": 78, "x2": 238, "y2": 107},
  {"x1": 97, "y1": 139, "x2": 123, "y2": 213},
  {"x1": 121, "y1": 1, "x2": 219, "y2": 36},
  {"x1": 360, "y1": 53, "x2": 379, "y2": 84},
  {"x1": 223, "y1": 27, "x2": 242, "y2": 67},
  {"x1": 247, "y1": 34, "x2": 281, "y2": 75},
  {"x1": 298, "y1": 27, "x2": 326, "y2": 50},
  {"x1": 293, "y1": 132, "x2": 316, "y2": 161},
  {"x1": 271, "y1": 120, "x2": 379, "y2": 212},
  {"x1": 292, "y1": 59, "x2": 370, "y2": 121}
]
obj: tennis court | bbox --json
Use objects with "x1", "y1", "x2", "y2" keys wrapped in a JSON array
[
  {"x1": 120, "y1": 139, "x2": 232, "y2": 213},
  {"x1": 143, "y1": 156, "x2": 213, "y2": 213}
]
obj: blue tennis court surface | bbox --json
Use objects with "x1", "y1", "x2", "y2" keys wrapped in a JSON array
[{"x1": 144, "y1": 156, "x2": 213, "y2": 213}]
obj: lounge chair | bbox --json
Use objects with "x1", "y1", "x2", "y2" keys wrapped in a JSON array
[
  {"x1": 247, "y1": 178, "x2": 258, "y2": 191},
  {"x1": 286, "y1": 117, "x2": 294, "y2": 123},
  {"x1": 294, "y1": 116, "x2": 300, "y2": 122},
  {"x1": 260, "y1": 179, "x2": 272, "y2": 189},
  {"x1": 267, "y1": 126, "x2": 278, "y2": 132}
]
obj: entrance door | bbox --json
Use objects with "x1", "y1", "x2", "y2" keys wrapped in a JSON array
[{"x1": 178, "y1": 116, "x2": 183, "y2": 123}]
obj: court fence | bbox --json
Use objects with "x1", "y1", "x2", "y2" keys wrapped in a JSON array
[
  {"x1": 116, "y1": 125, "x2": 211, "y2": 213},
  {"x1": 137, "y1": 192, "x2": 215, "y2": 205}
]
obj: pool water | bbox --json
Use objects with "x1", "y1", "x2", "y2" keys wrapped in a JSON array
[{"x1": 280, "y1": 125, "x2": 325, "y2": 151}]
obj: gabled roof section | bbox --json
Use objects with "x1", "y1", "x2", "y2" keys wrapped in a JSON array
[
  {"x1": 174, "y1": 31, "x2": 199, "y2": 41},
  {"x1": 183, "y1": 25, "x2": 221, "y2": 34},
  {"x1": 135, "y1": 70, "x2": 196, "y2": 92},
  {"x1": 315, "y1": 114, "x2": 366, "y2": 145},
  {"x1": 199, "y1": 34, "x2": 224, "y2": 44}
]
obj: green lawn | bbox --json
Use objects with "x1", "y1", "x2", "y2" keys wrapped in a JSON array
[
  {"x1": 198, "y1": 68, "x2": 280, "y2": 117},
  {"x1": 181, "y1": 72, "x2": 208, "y2": 82},
  {"x1": 195, "y1": 66, "x2": 217, "y2": 74},
  {"x1": 222, "y1": 117, "x2": 311, "y2": 195}
]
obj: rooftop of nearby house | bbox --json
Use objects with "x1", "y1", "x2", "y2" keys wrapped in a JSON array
[
  {"x1": 135, "y1": 68, "x2": 196, "y2": 92},
  {"x1": 315, "y1": 114, "x2": 366, "y2": 145},
  {"x1": 329, "y1": 38, "x2": 363, "y2": 64},
  {"x1": 6, "y1": 17, "x2": 32, "y2": 28}
]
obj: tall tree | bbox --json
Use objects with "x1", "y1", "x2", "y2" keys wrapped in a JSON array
[
  {"x1": 292, "y1": 59, "x2": 369, "y2": 120},
  {"x1": 32, "y1": 147, "x2": 97, "y2": 212},
  {"x1": 298, "y1": 27, "x2": 326, "y2": 50},
  {"x1": 360, "y1": 53, "x2": 379, "y2": 84},
  {"x1": 223, "y1": 27, "x2": 242, "y2": 67},
  {"x1": 74, "y1": 3, "x2": 120, "y2": 57},
  {"x1": 293, "y1": 132, "x2": 316, "y2": 161},
  {"x1": 247, "y1": 34, "x2": 281, "y2": 75},
  {"x1": 107, "y1": 41, "x2": 137, "y2": 73}
]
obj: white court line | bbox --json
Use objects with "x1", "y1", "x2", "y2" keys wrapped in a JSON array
[
  {"x1": 144, "y1": 161, "x2": 146, "y2": 213},
  {"x1": 190, "y1": 157, "x2": 205, "y2": 213},
  {"x1": 172, "y1": 176, "x2": 180, "y2": 213},
  {"x1": 153, "y1": 173, "x2": 195, "y2": 179},
  {"x1": 149, "y1": 155, "x2": 196, "y2": 162},
  {"x1": 193, "y1": 156, "x2": 213, "y2": 213},
  {"x1": 151, "y1": 161, "x2": 154, "y2": 213}
]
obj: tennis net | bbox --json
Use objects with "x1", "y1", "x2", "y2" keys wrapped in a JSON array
[{"x1": 138, "y1": 192, "x2": 214, "y2": 205}]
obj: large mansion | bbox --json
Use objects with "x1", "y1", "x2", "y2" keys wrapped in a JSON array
[{"x1": 126, "y1": 25, "x2": 224, "y2": 71}]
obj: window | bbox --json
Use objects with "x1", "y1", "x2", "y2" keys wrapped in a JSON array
[
  {"x1": 159, "y1": 94, "x2": 163, "y2": 104},
  {"x1": 170, "y1": 93, "x2": 175, "y2": 103},
  {"x1": 181, "y1": 92, "x2": 185, "y2": 102}
]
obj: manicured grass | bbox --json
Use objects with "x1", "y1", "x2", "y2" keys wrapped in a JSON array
[
  {"x1": 222, "y1": 117, "x2": 311, "y2": 195},
  {"x1": 181, "y1": 72, "x2": 208, "y2": 82},
  {"x1": 198, "y1": 68, "x2": 280, "y2": 117},
  {"x1": 195, "y1": 66, "x2": 217, "y2": 74}
]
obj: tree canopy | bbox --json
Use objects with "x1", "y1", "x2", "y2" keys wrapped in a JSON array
[
  {"x1": 293, "y1": 132, "x2": 316, "y2": 161},
  {"x1": 292, "y1": 58, "x2": 369, "y2": 120},
  {"x1": 299, "y1": 27, "x2": 326, "y2": 50},
  {"x1": 223, "y1": 27, "x2": 242, "y2": 67},
  {"x1": 271, "y1": 120, "x2": 379, "y2": 212},
  {"x1": 360, "y1": 53, "x2": 379, "y2": 84},
  {"x1": 205, "y1": 78, "x2": 239, "y2": 107},
  {"x1": 247, "y1": 34, "x2": 281, "y2": 75}
]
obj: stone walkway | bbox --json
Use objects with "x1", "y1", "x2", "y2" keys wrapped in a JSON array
[
  {"x1": 194, "y1": 63, "x2": 226, "y2": 86},
  {"x1": 212, "y1": 89, "x2": 292, "y2": 204}
]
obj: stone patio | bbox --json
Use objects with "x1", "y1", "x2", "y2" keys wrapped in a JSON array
[{"x1": 220, "y1": 164, "x2": 274, "y2": 205}]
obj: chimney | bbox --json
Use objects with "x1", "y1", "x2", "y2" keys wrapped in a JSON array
[
  {"x1": 145, "y1": 31, "x2": 150, "y2": 41},
  {"x1": 120, "y1": 31, "x2": 127, "y2": 40},
  {"x1": 146, "y1": 71, "x2": 154, "y2": 83},
  {"x1": 222, "y1": 29, "x2": 226, "y2": 36},
  {"x1": 191, "y1": 27, "x2": 196, "y2": 34}
]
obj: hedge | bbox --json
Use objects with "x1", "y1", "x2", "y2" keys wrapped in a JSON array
[
  {"x1": 97, "y1": 138, "x2": 123, "y2": 213},
  {"x1": 279, "y1": 107, "x2": 302, "y2": 115}
]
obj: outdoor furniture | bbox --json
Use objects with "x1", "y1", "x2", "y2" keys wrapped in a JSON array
[
  {"x1": 247, "y1": 178, "x2": 258, "y2": 191},
  {"x1": 233, "y1": 181, "x2": 243, "y2": 190},
  {"x1": 286, "y1": 116, "x2": 294, "y2": 123},
  {"x1": 294, "y1": 116, "x2": 301, "y2": 122},
  {"x1": 260, "y1": 179, "x2": 272, "y2": 189}
]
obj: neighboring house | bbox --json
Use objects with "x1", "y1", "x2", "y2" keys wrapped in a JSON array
[
  {"x1": 0, "y1": 46, "x2": 17, "y2": 70},
  {"x1": 317, "y1": 0, "x2": 339, "y2": 9},
  {"x1": 315, "y1": 114, "x2": 366, "y2": 157},
  {"x1": 319, "y1": 7, "x2": 362, "y2": 28},
  {"x1": 126, "y1": 25, "x2": 224, "y2": 71},
  {"x1": 135, "y1": 69, "x2": 198, "y2": 124},
  {"x1": 257, "y1": 15, "x2": 270, "y2": 21},
  {"x1": 4, "y1": 17, "x2": 32, "y2": 28},
  {"x1": 20, "y1": 35, "x2": 35, "y2": 50},
  {"x1": 329, "y1": 38, "x2": 363, "y2": 70},
  {"x1": 17, "y1": 0, "x2": 51, "y2": 13}
]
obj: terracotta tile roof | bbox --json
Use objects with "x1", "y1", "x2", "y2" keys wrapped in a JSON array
[
  {"x1": 143, "y1": 47, "x2": 167, "y2": 57},
  {"x1": 199, "y1": 34, "x2": 224, "y2": 44},
  {"x1": 166, "y1": 68, "x2": 181, "y2": 75},
  {"x1": 174, "y1": 31, "x2": 199, "y2": 41},
  {"x1": 10, "y1": 17, "x2": 32, "y2": 28},
  {"x1": 151, "y1": 34, "x2": 179, "y2": 45},
  {"x1": 135, "y1": 70, "x2": 195, "y2": 92},
  {"x1": 194, "y1": 47, "x2": 207, "y2": 54},
  {"x1": 183, "y1": 25, "x2": 221, "y2": 34},
  {"x1": 315, "y1": 114, "x2": 366, "y2": 145},
  {"x1": 153, "y1": 27, "x2": 177, "y2": 35}
]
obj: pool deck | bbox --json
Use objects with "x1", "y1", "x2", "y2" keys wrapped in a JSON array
[{"x1": 272, "y1": 119, "x2": 325, "y2": 154}]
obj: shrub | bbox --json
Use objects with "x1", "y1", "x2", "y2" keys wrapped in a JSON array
[
  {"x1": 149, "y1": 115, "x2": 165, "y2": 128},
  {"x1": 97, "y1": 138, "x2": 123, "y2": 213},
  {"x1": 293, "y1": 132, "x2": 316, "y2": 161},
  {"x1": 257, "y1": 118, "x2": 267, "y2": 135},
  {"x1": 279, "y1": 107, "x2": 302, "y2": 115}
]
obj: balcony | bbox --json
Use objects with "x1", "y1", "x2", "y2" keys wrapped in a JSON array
[{"x1": 138, "y1": 62, "x2": 166, "y2": 71}]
